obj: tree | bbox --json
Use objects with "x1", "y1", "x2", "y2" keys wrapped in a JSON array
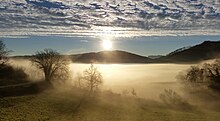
[
  {"x1": 82, "y1": 64, "x2": 103, "y2": 92},
  {"x1": 203, "y1": 60, "x2": 220, "y2": 90},
  {"x1": 32, "y1": 49, "x2": 69, "y2": 84},
  {"x1": 179, "y1": 59, "x2": 220, "y2": 91},
  {"x1": 0, "y1": 40, "x2": 11, "y2": 65}
]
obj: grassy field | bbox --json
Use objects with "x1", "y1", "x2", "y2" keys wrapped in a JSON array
[{"x1": 1, "y1": 87, "x2": 220, "y2": 121}]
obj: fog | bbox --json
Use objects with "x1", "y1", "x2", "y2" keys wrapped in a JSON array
[
  {"x1": 9, "y1": 59, "x2": 192, "y2": 99},
  {"x1": 70, "y1": 63, "x2": 192, "y2": 99},
  {"x1": 8, "y1": 59, "x2": 44, "y2": 81}
]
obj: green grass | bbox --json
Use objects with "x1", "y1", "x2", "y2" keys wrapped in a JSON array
[{"x1": 1, "y1": 88, "x2": 220, "y2": 121}]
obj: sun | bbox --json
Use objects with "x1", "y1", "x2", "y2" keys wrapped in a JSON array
[{"x1": 102, "y1": 39, "x2": 113, "y2": 50}]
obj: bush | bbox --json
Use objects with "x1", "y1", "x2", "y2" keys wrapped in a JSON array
[
  {"x1": 178, "y1": 59, "x2": 220, "y2": 92},
  {"x1": 121, "y1": 88, "x2": 137, "y2": 97},
  {"x1": 0, "y1": 64, "x2": 28, "y2": 86},
  {"x1": 159, "y1": 89, "x2": 189, "y2": 107}
]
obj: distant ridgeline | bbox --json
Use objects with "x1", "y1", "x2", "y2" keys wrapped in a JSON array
[
  {"x1": 11, "y1": 41, "x2": 220, "y2": 64},
  {"x1": 167, "y1": 46, "x2": 192, "y2": 56},
  {"x1": 70, "y1": 50, "x2": 154, "y2": 63},
  {"x1": 160, "y1": 41, "x2": 220, "y2": 63}
]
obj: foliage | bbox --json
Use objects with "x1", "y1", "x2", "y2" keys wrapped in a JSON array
[
  {"x1": 32, "y1": 49, "x2": 69, "y2": 84},
  {"x1": 178, "y1": 59, "x2": 220, "y2": 91},
  {"x1": 0, "y1": 40, "x2": 11, "y2": 65}
]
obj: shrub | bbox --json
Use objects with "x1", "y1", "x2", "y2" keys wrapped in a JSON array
[
  {"x1": 0, "y1": 64, "x2": 28, "y2": 86},
  {"x1": 178, "y1": 59, "x2": 220, "y2": 92},
  {"x1": 121, "y1": 88, "x2": 137, "y2": 97},
  {"x1": 159, "y1": 89, "x2": 189, "y2": 107}
]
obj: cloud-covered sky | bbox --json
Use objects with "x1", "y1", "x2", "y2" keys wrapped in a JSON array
[{"x1": 0, "y1": 0, "x2": 220, "y2": 37}]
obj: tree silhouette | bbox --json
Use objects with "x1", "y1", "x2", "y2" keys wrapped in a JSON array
[
  {"x1": 0, "y1": 40, "x2": 27, "y2": 85},
  {"x1": 32, "y1": 49, "x2": 69, "y2": 84},
  {"x1": 82, "y1": 64, "x2": 103, "y2": 92},
  {"x1": 0, "y1": 40, "x2": 11, "y2": 65},
  {"x1": 179, "y1": 59, "x2": 220, "y2": 91}
]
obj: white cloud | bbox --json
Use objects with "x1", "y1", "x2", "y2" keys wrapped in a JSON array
[
  {"x1": 80, "y1": 39, "x2": 89, "y2": 43},
  {"x1": 0, "y1": 0, "x2": 219, "y2": 37},
  {"x1": 65, "y1": 48, "x2": 85, "y2": 55}
]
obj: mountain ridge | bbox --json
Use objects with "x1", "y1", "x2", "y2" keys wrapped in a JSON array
[
  {"x1": 11, "y1": 40, "x2": 220, "y2": 64},
  {"x1": 160, "y1": 40, "x2": 220, "y2": 63},
  {"x1": 70, "y1": 50, "x2": 154, "y2": 63}
]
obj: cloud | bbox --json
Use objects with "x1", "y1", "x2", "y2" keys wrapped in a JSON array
[
  {"x1": 65, "y1": 48, "x2": 85, "y2": 55},
  {"x1": 0, "y1": 0, "x2": 219, "y2": 37},
  {"x1": 80, "y1": 40, "x2": 89, "y2": 43}
]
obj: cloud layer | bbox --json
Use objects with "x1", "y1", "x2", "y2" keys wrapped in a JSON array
[{"x1": 0, "y1": 0, "x2": 220, "y2": 37}]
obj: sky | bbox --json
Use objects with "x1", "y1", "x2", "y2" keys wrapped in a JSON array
[
  {"x1": 0, "y1": 0, "x2": 220, "y2": 56},
  {"x1": 2, "y1": 35, "x2": 220, "y2": 56}
]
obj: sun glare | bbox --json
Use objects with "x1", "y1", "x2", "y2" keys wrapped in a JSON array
[{"x1": 102, "y1": 39, "x2": 113, "y2": 50}]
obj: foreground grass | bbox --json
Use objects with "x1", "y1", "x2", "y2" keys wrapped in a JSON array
[{"x1": 1, "y1": 87, "x2": 220, "y2": 121}]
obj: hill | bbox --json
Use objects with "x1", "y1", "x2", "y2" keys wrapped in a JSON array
[
  {"x1": 70, "y1": 50, "x2": 153, "y2": 63},
  {"x1": 160, "y1": 41, "x2": 220, "y2": 63},
  {"x1": 11, "y1": 41, "x2": 220, "y2": 63}
]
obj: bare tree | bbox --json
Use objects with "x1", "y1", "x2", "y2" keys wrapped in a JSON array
[
  {"x1": 82, "y1": 64, "x2": 103, "y2": 92},
  {"x1": 0, "y1": 40, "x2": 11, "y2": 65},
  {"x1": 32, "y1": 49, "x2": 69, "y2": 84},
  {"x1": 72, "y1": 65, "x2": 102, "y2": 112}
]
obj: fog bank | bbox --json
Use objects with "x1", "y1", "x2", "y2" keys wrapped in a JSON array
[
  {"x1": 70, "y1": 64, "x2": 191, "y2": 99},
  {"x1": 8, "y1": 58, "x2": 193, "y2": 99}
]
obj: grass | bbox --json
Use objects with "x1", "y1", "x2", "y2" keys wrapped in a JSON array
[{"x1": 1, "y1": 87, "x2": 220, "y2": 121}]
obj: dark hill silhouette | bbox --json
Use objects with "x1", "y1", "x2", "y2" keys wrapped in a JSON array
[
  {"x1": 160, "y1": 41, "x2": 220, "y2": 63},
  {"x1": 70, "y1": 50, "x2": 153, "y2": 63},
  {"x1": 11, "y1": 41, "x2": 220, "y2": 63}
]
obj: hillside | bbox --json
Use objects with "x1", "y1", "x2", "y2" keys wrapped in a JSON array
[
  {"x1": 2, "y1": 87, "x2": 220, "y2": 121},
  {"x1": 70, "y1": 50, "x2": 153, "y2": 63},
  {"x1": 160, "y1": 41, "x2": 220, "y2": 63}
]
